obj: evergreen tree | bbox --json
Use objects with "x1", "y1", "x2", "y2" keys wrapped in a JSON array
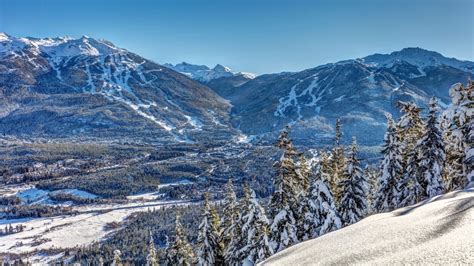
[
  {"x1": 239, "y1": 184, "x2": 274, "y2": 264},
  {"x1": 196, "y1": 193, "x2": 224, "y2": 266},
  {"x1": 269, "y1": 126, "x2": 299, "y2": 252},
  {"x1": 146, "y1": 231, "x2": 158, "y2": 266},
  {"x1": 165, "y1": 215, "x2": 196, "y2": 266},
  {"x1": 297, "y1": 153, "x2": 311, "y2": 192},
  {"x1": 441, "y1": 83, "x2": 470, "y2": 190},
  {"x1": 330, "y1": 118, "x2": 346, "y2": 202},
  {"x1": 111, "y1": 250, "x2": 122, "y2": 266},
  {"x1": 397, "y1": 153, "x2": 424, "y2": 207},
  {"x1": 338, "y1": 137, "x2": 368, "y2": 226},
  {"x1": 364, "y1": 165, "x2": 379, "y2": 214},
  {"x1": 418, "y1": 97, "x2": 445, "y2": 198},
  {"x1": 396, "y1": 102, "x2": 425, "y2": 207},
  {"x1": 374, "y1": 113, "x2": 403, "y2": 212},
  {"x1": 299, "y1": 165, "x2": 341, "y2": 239},
  {"x1": 465, "y1": 83, "x2": 473, "y2": 186},
  {"x1": 221, "y1": 179, "x2": 238, "y2": 250},
  {"x1": 223, "y1": 201, "x2": 244, "y2": 264},
  {"x1": 224, "y1": 189, "x2": 246, "y2": 265}
]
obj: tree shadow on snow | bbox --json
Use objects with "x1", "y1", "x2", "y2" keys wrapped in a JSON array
[{"x1": 392, "y1": 189, "x2": 472, "y2": 217}]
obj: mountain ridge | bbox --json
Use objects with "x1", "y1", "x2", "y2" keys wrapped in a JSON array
[
  {"x1": 1, "y1": 33, "x2": 473, "y2": 148},
  {"x1": 0, "y1": 33, "x2": 237, "y2": 143}
]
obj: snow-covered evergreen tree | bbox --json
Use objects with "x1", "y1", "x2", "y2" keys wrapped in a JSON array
[
  {"x1": 112, "y1": 250, "x2": 122, "y2": 266},
  {"x1": 299, "y1": 164, "x2": 341, "y2": 239},
  {"x1": 221, "y1": 179, "x2": 238, "y2": 249},
  {"x1": 397, "y1": 150, "x2": 424, "y2": 207},
  {"x1": 396, "y1": 102, "x2": 425, "y2": 208},
  {"x1": 146, "y1": 231, "x2": 158, "y2": 266},
  {"x1": 465, "y1": 83, "x2": 474, "y2": 186},
  {"x1": 364, "y1": 165, "x2": 379, "y2": 214},
  {"x1": 441, "y1": 83, "x2": 471, "y2": 190},
  {"x1": 269, "y1": 126, "x2": 299, "y2": 252},
  {"x1": 239, "y1": 184, "x2": 274, "y2": 264},
  {"x1": 196, "y1": 193, "x2": 223, "y2": 266},
  {"x1": 338, "y1": 137, "x2": 368, "y2": 226},
  {"x1": 224, "y1": 202, "x2": 244, "y2": 265},
  {"x1": 297, "y1": 153, "x2": 311, "y2": 193},
  {"x1": 418, "y1": 97, "x2": 445, "y2": 198},
  {"x1": 165, "y1": 215, "x2": 196, "y2": 266},
  {"x1": 330, "y1": 118, "x2": 346, "y2": 202},
  {"x1": 374, "y1": 113, "x2": 403, "y2": 212}
]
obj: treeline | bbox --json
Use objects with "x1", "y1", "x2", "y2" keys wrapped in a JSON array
[
  {"x1": 4, "y1": 205, "x2": 76, "y2": 219},
  {"x1": 0, "y1": 224, "x2": 24, "y2": 236}
]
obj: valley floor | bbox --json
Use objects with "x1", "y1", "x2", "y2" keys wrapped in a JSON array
[
  {"x1": 262, "y1": 188, "x2": 474, "y2": 265},
  {"x1": 0, "y1": 195, "x2": 190, "y2": 255}
]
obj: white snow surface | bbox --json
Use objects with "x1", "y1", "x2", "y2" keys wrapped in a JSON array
[
  {"x1": 0, "y1": 199, "x2": 189, "y2": 254},
  {"x1": 126, "y1": 179, "x2": 193, "y2": 200},
  {"x1": 262, "y1": 188, "x2": 474, "y2": 265}
]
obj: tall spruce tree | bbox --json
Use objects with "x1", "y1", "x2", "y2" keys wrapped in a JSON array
[
  {"x1": 441, "y1": 83, "x2": 470, "y2": 190},
  {"x1": 196, "y1": 193, "x2": 224, "y2": 266},
  {"x1": 330, "y1": 118, "x2": 346, "y2": 202},
  {"x1": 221, "y1": 179, "x2": 238, "y2": 250},
  {"x1": 338, "y1": 137, "x2": 368, "y2": 226},
  {"x1": 465, "y1": 82, "x2": 473, "y2": 186},
  {"x1": 364, "y1": 165, "x2": 379, "y2": 214},
  {"x1": 396, "y1": 102, "x2": 425, "y2": 208},
  {"x1": 146, "y1": 231, "x2": 158, "y2": 266},
  {"x1": 299, "y1": 164, "x2": 341, "y2": 240},
  {"x1": 418, "y1": 97, "x2": 445, "y2": 198},
  {"x1": 224, "y1": 197, "x2": 245, "y2": 265},
  {"x1": 269, "y1": 126, "x2": 299, "y2": 252},
  {"x1": 239, "y1": 184, "x2": 274, "y2": 264},
  {"x1": 165, "y1": 215, "x2": 196, "y2": 266},
  {"x1": 297, "y1": 153, "x2": 311, "y2": 192},
  {"x1": 374, "y1": 113, "x2": 403, "y2": 212}
]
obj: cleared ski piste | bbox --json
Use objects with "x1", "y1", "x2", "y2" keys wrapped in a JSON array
[
  {"x1": 262, "y1": 188, "x2": 474, "y2": 265},
  {"x1": 0, "y1": 199, "x2": 191, "y2": 254}
]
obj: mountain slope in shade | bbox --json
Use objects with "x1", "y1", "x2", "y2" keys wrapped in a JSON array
[
  {"x1": 262, "y1": 188, "x2": 474, "y2": 265},
  {"x1": 226, "y1": 48, "x2": 473, "y2": 147},
  {"x1": 0, "y1": 33, "x2": 235, "y2": 142}
]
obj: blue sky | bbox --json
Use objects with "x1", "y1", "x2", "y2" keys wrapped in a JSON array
[{"x1": 0, "y1": 0, "x2": 472, "y2": 74}]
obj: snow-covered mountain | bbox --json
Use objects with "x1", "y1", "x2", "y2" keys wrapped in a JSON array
[
  {"x1": 225, "y1": 48, "x2": 473, "y2": 147},
  {"x1": 262, "y1": 188, "x2": 474, "y2": 265},
  {"x1": 361, "y1": 47, "x2": 474, "y2": 74},
  {"x1": 0, "y1": 33, "x2": 236, "y2": 142},
  {"x1": 164, "y1": 62, "x2": 256, "y2": 82},
  {"x1": 1, "y1": 35, "x2": 472, "y2": 149}
]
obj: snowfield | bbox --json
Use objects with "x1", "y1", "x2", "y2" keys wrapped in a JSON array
[
  {"x1": 0, "y1": 199, "x2": 190, "y2": 254},
  {"x1": 262, "y1": 188, "x2": 474, "y2": 265}
]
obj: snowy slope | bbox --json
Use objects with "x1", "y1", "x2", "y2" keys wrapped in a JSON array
[
  {"x1": 228, "y1": 48, "x2": 473, "y2": 147},
  {"x1": 164, "y1": 62, "x2": 256, "y2": 82},
  {"x1": 262, "y1": 188, "x2": 474, "y2": 265}
]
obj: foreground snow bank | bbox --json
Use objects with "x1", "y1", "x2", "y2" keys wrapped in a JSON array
[{"x1": 262, "y1": 189, "x2": 474, "y2": 265}]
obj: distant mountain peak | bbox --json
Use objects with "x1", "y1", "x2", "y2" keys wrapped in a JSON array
[
  {"x1": 165, "y1": 62, "x2": 255, "y2": 82},
  {"x1": 361, "y1": 47, "x2": 474, "y2": 73},
  {"x1": 0, "y1": 33, "x2": 122, "y2": 58},
  {"x1": 213, "y1": 64, "x2": 232, "y2": 72}
]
